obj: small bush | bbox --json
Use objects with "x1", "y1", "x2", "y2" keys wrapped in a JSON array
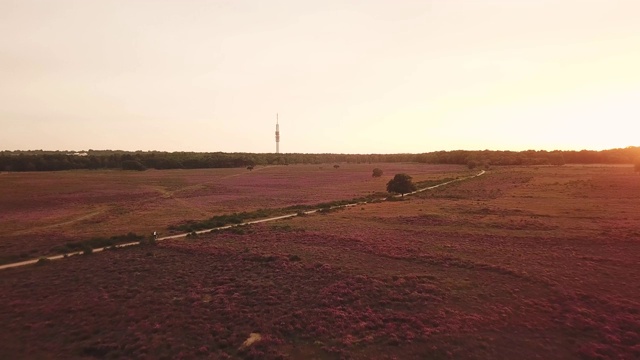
[
  {"x1": 386, "y1": 173, "x2": 417, "y2": 196},
  {"x1": 36, "y1": 257, "x2": 51, "y2": 266},
  {"x1": 229, "y1": 227, "x2": 246, "y2": 235},
  {"x1": 249, "y1": 254, "x2": 277, "y2": 262},
  {"x1": 387, "y1": 196, "x2": 406, "y2": 202},
  {"x1": 318, "y1": 208, "x2": 335, "y2": 214},
  {"x1": 288, "y1": 255, "x2": 301, "y2": 262},
  {"x1": 271, "y1": 224, "x2": 293, "y2": 232}
]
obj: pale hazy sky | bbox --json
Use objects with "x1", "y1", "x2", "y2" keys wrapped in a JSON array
[{"x1": 1, "y1": 0, "x2": 639, "y2": 153}]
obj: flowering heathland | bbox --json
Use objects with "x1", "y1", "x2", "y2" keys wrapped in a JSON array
[
  {"x1": 0, "y1": 164, "x2": 469, "y2": 263},
  {"x1": 1, "y1": 165, "x2": 639, "y2": 359}
]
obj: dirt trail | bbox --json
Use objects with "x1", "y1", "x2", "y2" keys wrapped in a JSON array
[
  {"x1": 163, "y1": 165, "x2": 274, "y2": 197},
  {"x1": 7, "y1": 209, "x2": 107, "y2": 236},
  {"x1": 0, "y1": 170, "x2": 484, "y2": 271},
  {"x1": 145, "y1": 167, "x2": 275, "y2": 218}
]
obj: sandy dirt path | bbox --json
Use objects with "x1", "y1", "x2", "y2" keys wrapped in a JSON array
[{"x1": 0, "y1": 170, "x2": 484, "y2": 271}]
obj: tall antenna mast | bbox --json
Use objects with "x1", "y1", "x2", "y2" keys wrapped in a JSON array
[{"x1": 275, "y1": 113, "x2": 280, "y2": 154}]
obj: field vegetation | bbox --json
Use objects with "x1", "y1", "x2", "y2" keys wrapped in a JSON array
[
  {"x1": 0, "y1": 164, "x2": 468, "y2": 264},
  {"x1": 0, "y1": 165, "x2": 638, "y2": 359}
]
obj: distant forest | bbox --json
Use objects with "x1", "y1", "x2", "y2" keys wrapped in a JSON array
[{"x1": 1, "y1": 147, "x2": 639, "y2": 172}]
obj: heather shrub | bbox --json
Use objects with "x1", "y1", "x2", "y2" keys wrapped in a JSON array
[{"x1": 229, "y1": 227, "x2": 246, "y2": 235}]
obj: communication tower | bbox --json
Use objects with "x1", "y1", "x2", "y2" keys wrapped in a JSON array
[{"x1": 275, "y1": 114, "x2": 280, "y2": 154}]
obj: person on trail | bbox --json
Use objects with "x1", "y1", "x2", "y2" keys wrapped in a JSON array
[{"x1": 153, "y1": 231, "x2": 157, "y2": 240}]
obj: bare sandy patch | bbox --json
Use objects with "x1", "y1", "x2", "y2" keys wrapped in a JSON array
[{"x1": 239, "y1": 333, "x2": 262, "y2": 349}]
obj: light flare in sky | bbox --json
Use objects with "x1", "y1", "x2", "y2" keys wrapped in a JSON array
[{"x1": 0, "y1": 0, "x2": 638, "y2": 153}]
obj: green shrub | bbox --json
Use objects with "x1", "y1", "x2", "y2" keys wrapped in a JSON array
[
  {"x1": 52, "y1": 245, "x2": 73, "y2": 254},
  {"x1": 229, "y1": 226, "x2": 245, "y2": 235},
  {"x1": 271, "y1": 224, "x2": 293, "y2": 232},
  {"x1": 288, "y1": 254, "x2": 301, "y2": 262},
  {"x1": 386, "y1": 173, "x2": 417, "y2": 196}
]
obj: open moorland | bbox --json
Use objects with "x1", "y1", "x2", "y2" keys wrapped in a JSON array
[
  {"x1": 0, "y1": 165, "x2": 639, "y2": 359},
  {"x1": 0, "y1": 164, "x2": 468, "y2": 263}
]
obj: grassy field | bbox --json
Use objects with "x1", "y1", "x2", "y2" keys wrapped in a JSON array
[
  {"x1": 0, "y1": 165, "x2": 639, "y2": 359},
  {"x1": 0, "y1": 163, "x2": 468, "y2": 263}
]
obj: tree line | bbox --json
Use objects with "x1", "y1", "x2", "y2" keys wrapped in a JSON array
[{"x1": 1, "y1": 147, "x2": 639, "y2": 172}]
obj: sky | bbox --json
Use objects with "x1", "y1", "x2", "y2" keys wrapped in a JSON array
[{"x1": 1, "y1": 0, "x2": 639, "y2": 154}]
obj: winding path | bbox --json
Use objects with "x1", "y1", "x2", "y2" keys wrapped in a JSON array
[{"x1": 0, "y1": 170, "x2": 485, "y2": 271}]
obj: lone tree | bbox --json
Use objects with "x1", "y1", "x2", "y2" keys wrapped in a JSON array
[
  {"x1": 386, "y1": 173, "x2": 417, "y2": 197},
  {"x1": 372, "y1": 168, "x2": 383, "y2": 177},
  {"x1": 333, "y1": 164, "x2": 340, "y2": 169}
]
